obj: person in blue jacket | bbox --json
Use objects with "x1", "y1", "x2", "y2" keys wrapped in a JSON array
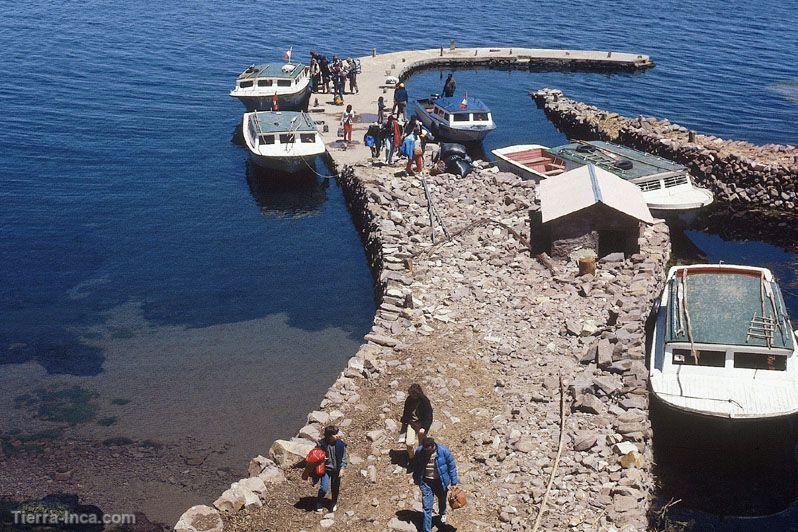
[
  {"x1": 316, "y1": 426, "x2": 347, "y2": 512},
  {"x1": 412, "y1": 438, "x2": 458, "y2": 531},
  {"x1": 392, "y1": 82, "x2": 409, "y2": 119}
]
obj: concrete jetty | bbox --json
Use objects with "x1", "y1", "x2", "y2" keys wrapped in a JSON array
[{"x1": 314, "y1": 46, "x2": 653, "y2": 166}]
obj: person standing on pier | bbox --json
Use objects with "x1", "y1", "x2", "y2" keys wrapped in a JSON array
[
  {"x1": 377, "y1": 96, "x2": 386, "y2": 124},
  {"x1": 341, "y1": 104, "x2": 355, "y2": 143},
  {"x1": 412, "y1": 437, "x2": 458, "y2": 531},
  {"x1": 442, "y1": 73, "x2": 456, "y2": 97},
  {"x1": 346, "y1": 58, "x2": 359, "y2": 94},
  {"x1": 319, "y1": 55, "x2": 331, "y2": 93},
  {"x1": 399, "y1": 383, "x2": 433, "y2": 460},
  {"x1": 382, "y1": 114, "x2": 401, "y2": 164},
  {"x1": 393, "y1": 82, "x2": 408, "y2": 119},
  {"x1": 316, "y1": 426, "x2": 347, "y2": 512}
]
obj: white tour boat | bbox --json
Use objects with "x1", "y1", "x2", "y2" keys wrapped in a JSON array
[
  {"x1": 230, "y1": 62, "x2": 311, "y2": 112},
  {"x1": 649, "y1": 264, "x2": 798, "y2": 419},
  {"x1": 413, "y1": 95, "x2": 496, "y2": 143},
  {"x1": 242, "y1": 111, "x2": 325, "y2": 173}
]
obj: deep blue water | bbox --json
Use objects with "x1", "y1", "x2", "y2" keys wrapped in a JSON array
[{"x1": 1, "y1": 0, "x2": 797, "y2": 524}]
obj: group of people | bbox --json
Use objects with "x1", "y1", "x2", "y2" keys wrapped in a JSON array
[
  {"x1": 310, "y1": 384, "x2": 458, "y2": 532},
  {"x1": 309, "y1": 52, "x2": 358, "y2": 103}
]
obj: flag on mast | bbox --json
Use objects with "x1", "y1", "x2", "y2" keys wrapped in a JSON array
[
  {"x1": 459, "y1": 92, "x2": 468, "y2": 109},
  {"x1": 283, "y1": 47, "x2": 292, "y2": 62}
]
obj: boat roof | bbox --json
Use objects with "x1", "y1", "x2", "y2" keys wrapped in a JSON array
[
  {"x1": 666, "y1": 266, "x2": 794, "y2": 351},
  {"x1": 238, "y1": 63, "x2": 306, "y2": 80},
  {"x1": 249, "y1": 111, "x2": 317, "y2": 133},
  {"x1": 433, "y1": 96, "x2": 490, "y2": 113},
  {"x1": 548, "y1": 140, "x2": 686, "y2": 181},
  {"x1": 538, "y1": 163, "x2": 654, "y2": 224}
]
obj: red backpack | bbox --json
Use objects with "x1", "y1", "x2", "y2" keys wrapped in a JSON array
[{"x1": 305, "y1": 446, "x2": 327, "y2": 478}]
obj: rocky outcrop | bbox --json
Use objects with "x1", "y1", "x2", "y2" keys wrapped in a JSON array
[{"x1": 533, "y1": 88, "x2": 798, "y2": 213}]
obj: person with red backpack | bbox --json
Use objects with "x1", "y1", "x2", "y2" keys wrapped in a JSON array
[{"x1": 315, "y1": 426, "x2": 347, "y2": 512}]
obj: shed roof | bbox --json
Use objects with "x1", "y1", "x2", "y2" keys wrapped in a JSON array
[{"x1": 539, "y1": 164, "x2": 654, "y2": 224}]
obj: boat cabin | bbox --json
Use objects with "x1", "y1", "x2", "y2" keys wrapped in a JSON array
[
  {"x1": 424, "y1": 96, "x2": 493, "y2": 128},
  {"x1": 234, "y1": 63, "x2": 308, "y2": 92},
  {"x1": 549, "y1": 141, "x2": 690, "y2": 193},
  {"x1": 246, "y1": 112, "x2": 319, "y2": 150}
]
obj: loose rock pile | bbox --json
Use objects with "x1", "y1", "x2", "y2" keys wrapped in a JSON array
[
  {"x1": 177, "y1": 161, "x2": 670, "y2": 531},
  {"x1": 533, "y1": 88, "x2": 797, "y2": 213}
]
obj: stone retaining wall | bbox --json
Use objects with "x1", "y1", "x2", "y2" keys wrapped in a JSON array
[{"x1": 533, "y1": 88, "x2": 798, "y2": 213}]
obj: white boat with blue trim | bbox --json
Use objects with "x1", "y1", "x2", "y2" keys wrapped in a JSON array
[
  {"x1": 242, "y1": 111, "x2": 325, "y2": 173},
  {"x1": 230, "y1": 62, "x2": 311, "y2": 112},
  {"x1": 413, "y1": 95, "x2": 496, "y2": 143}
]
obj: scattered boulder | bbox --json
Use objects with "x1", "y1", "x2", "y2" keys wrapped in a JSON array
[
  {"x1": 269, "y1": 439, "x2": 315, "y2": 467},
  {"x1": 174, "y1": 505, "x2": 223, "y2": 532}
]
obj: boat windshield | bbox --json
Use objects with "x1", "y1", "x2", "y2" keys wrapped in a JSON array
[
  {"x1": 258, "y1": 79, "x2": 273, "y2": 87},
  {"x1": 473, "y1": 112, "x2": 489, "y2": 121},
  {"x1": 279, "y1": 133, "x2": 295, "y2": 144},
  {"x1": 452, "y1": 113, "x2": 470, "y2": 122}
]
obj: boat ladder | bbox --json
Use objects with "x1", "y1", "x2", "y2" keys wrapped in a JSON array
[{"x1": 746, "y1": 313, "x2": 775, "y2": 348}]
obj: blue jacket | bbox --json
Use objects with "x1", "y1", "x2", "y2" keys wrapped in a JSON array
[
  {"x1": 412, "y1": 443, "x2": 458, "y2": 488},
  {"x1": 400, "y1": 135, "x2": 416, "y2": 158},
  {"x1": 318, "y1": 438, "x2": 347, "y2": 472},
  {"x1": 394, "y1": 87, "x2": 408, "y2": 103}
]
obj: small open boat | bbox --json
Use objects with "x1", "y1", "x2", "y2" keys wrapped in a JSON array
[
  {"x1": 413, "y1": 95, "x2": 496, "y2": 143},
  {"x1": 230, "y1": 63, "x2": 311, "y2": 112},
  {"x1": 491, "y1": 144, "x2": 566, "y2": 180},
  {"x1": 242, "y1": 111, "x2": 325, "y2": 173},
  {"x1": 649, "y1": 264, "x2": 798, "y2": 419}
]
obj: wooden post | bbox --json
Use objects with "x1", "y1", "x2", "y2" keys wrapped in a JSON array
[
  {"x1": 440, "y1": 46, "x2": 444, "y2": 56},
  {"x1": 371, "y1": 48, "x2": 376, "y2": 57},
  {"x1": 578, "y1": 256, "x2": 596, "y2": 276},
  {"x1": 688, "y1": 130, "x2": 696, "y2": 143},
  {"x1": 450, "y1": 39, "x2": 455, "y2": 50}
]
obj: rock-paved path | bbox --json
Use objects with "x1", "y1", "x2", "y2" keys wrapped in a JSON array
[{"x1": 190, "y1": 163, "x2": 670, "y2": 532}]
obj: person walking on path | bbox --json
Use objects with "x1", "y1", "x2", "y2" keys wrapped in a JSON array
[
  {"x1": 319, "y1": 55, "x2": 331, "y2": 94},
  {"x1": 412, "y1": 438, "x2": 458, "y2": 531},
  {"x1": 316, "y1": 426, "x2": 347, "y2": 512},
  {"x1": 442, "y1": 73, "x2": 456, "y2": 97},
  {"x1": 341, "y1": 104, "x2": 355, "y2": 143},
  {"x1": 382, "y1": 114, "x2": 402, "y2": 164},
  {"x1": 401, "y1": 131, "x2": 420, "y2": 175},
  {"x1": 393, "y1": 82, "x2": 408, "y2": 119},
  {"x1": 377, "y1": 96, "x2": 386, "y2": 124},
  {"x1": 399, "y1": 383, "x2": 433, "y2": 460}
]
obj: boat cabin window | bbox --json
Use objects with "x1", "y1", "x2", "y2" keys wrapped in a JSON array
[
  {"x1": 300, "y1": 133, "x2": 316, "y2": 143},
  {"x1": 258, "y1": 79, "x2": 273, "y2": 87},
  {"x1": 443, "y1": 112, "x2": 450, "y2": 121},
  {"x1": 277, "y1": 80, "x2": 292, "y2": 87},
  {"x1": 671, "y1": 348, "x2": 725, "y2": 367},
  {"x1": 638, "y1": 180, "x2": 662, "y2": 192},
  {"x1": 239, "y1": 80, "x2": 254, "y2": 89},
  {"x1": 279, "y1": 133, "x2": 295, "y2": 144},
  {"x1": 664, "y1": 174, "x2": 689, "y2": 188},
  {"x1": 472, "y1": 112, "x2": 489, "y2": 121},
  {"x1": 734, "y1": 352, "x2": 787, "y2": 371},
  {"x1": 452, "y1": 113, "x2": 470, "y2": 122},
  {"x1": 259, "y1": 134, "x2": 275, "y2": 145}
]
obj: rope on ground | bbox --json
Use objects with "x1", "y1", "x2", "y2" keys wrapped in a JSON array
[{"x1": 532, "y1": 374, "x2": 566, "y2": 532}]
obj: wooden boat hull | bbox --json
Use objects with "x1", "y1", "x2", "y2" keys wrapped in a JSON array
[
  {"x1": 232, "y1": 84, "x2": 312, "y2": 112},
  {"x1": 491, "y1": 144, "x2": 565, "y2": 181},
  {"x1": 250, "y1": 153, "x2": 320, "y2": 173}
]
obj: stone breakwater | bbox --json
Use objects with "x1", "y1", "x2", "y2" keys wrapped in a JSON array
[
  {"x1": 533, "y1": 88, "x2": 798, "y2": 213},
  {"x1": 175, "y1": 160, "x2": 671, "y2": 531}
]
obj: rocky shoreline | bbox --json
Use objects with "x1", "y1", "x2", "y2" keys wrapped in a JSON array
[
  {"x1": 533, "y1": 88, "x2": 797, "y2": 213},
  {"x1": 176, "y1": 159, "x2": 671, "y2": 531}
]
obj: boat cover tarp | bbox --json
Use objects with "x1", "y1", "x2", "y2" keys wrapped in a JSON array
[
  {"x1": 239, "y1": 63, "x2": 306, "y2": 80},
  {"x1": 251, "y1": 111, "x2": 316, "y2": 133},
  {"x1": 433, "y1": 96, "x2": 490, "y2": 113},
  {"x1": 667, "y1": 271, "x2": 794, "y2": 350},
  {"x1": 549, "y1": 140, "x2": 685, "y2": 181}
]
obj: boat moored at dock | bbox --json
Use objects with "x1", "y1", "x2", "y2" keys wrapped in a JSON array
[
  {"x1": 548, "y1": 140, "x2": 714, "y2": 220},
  {"x1": 649, "y1": 264, "x2": 798, "y2": 419},
  {"x1": 242, "y1": 111, "x2": 325, "y2": 173},
  {"x1": 230, "y1": 63, "x2": 311, "y2": 112},
  {"x1": 413, "y1": 95, "x2": 496, "y2": 144}
]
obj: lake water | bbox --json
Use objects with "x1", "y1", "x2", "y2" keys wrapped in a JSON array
[{"x1": 1, "y1": 0, "x2": 796, "y2": 526}]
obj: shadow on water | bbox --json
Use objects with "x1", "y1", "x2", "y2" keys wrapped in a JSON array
[
  {"x1": 650, "y1": 401, "x2": 798, "y2": 530},
  {"x1": 244, "y1": 160, "x2": 330, "y2": 217},
  {"x1": 0, "y1": 333, "x2": 104, "y2": 377}
]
